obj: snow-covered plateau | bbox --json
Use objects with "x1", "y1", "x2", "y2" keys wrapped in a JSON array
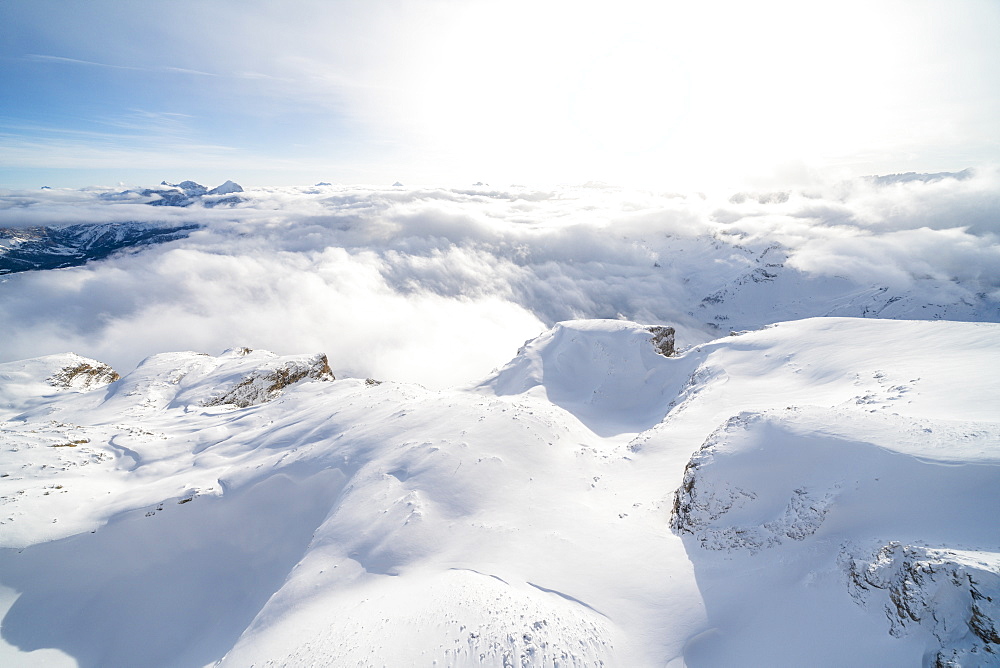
[{"x1": 1, "y1": 317, "x2": 998, "y2": 667}]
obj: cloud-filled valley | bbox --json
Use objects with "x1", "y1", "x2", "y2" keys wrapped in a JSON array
[
  {"x1": 1, "y1": 170, "x2": 998, "y2": 387},
  {"x1": 1, "y1": 169, "x2": 999, "y2": 667},
  {"x1": 4, "y1": 1, "x2": 1000, "y2": 664}
]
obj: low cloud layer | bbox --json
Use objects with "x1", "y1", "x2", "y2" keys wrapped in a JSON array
[{"x1": 1, "y1": 170, "x2": 998, "y2": 388}]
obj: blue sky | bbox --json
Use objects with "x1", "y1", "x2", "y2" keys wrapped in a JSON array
[{"x1": 2, "y1": 0, "x2": 999, "y2": 189}]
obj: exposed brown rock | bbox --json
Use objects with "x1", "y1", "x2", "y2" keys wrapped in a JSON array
[
  {"x1": 204, "y1": 354, "x2": 335, "y2": 408},
  {"x1": 647, "y1": 326, "x2": 676, "y2": 357},
  {"x1": 48, "y1": 361, "x2": 120, "y2": 390}
]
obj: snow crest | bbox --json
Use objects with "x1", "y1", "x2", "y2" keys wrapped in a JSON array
[
  {"x1": 481, "y1": 319, "x2": 686, "y2": 435},
  {"x1": 670, "y1": 412, "x2": 836, "y2": 552}
]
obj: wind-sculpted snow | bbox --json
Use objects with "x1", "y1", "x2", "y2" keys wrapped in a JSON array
[
  {"x1": 0, "y1": 317, "x2": 998, "y2": 666},
  {"x1": 670, "y1": 408, "x2": 1000, "y2": 555},
  {"x1": 483, "y1": 320, "x2": 687, "y2": 435},
  {"x1": 0, "y1": 353, "x2": 119, "y2": 419},
  {"x1": 667, "y1": 382, "x2": 1000, "y2": 663},
  {"x1": 1, "y1": 170, "x2": 998, "y2": 387},
  {"x1": 219, "y1": 569, "x2": 622, "y2": 667}
]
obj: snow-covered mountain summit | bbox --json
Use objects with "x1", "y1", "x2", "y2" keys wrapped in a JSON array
[
  {"x1": 207, "y1": 180, "x2": 244, "y2": 196},
  {"x1": 0, "y1": 317, "x2": 997, "y2": 667},
  {"x1": 98, "y1": 179, "x2": 245, "y2": 207}
]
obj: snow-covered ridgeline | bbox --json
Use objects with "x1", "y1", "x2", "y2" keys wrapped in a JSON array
[{"x1": 0, "y1": 317, "x2": 997, "y2": 666}]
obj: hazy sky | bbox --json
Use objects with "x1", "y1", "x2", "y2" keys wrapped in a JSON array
[{"x1": 2, "y1": 0, "x2": 998, "y2": 189}]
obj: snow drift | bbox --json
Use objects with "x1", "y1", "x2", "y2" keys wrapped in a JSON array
[{"x1": 0, "y1": 317, "x2": 997, "y2": 666}]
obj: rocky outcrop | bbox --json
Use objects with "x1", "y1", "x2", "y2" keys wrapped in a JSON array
[
  {"x1": 47, "y1": 357, "x2": 120, "y2": 390},
  {"x1": 646, "y1": 325, "x2": 675, "y2": 357},
  {"x1": 844, "y1": 543, "x2": 1000, "y2": 667},
  {"x1": 204, "y1": 353, "x2": 335, "y2": 408},
  {"x1": 671, "y1": 403, "x2": 1000, "y2": 663}
]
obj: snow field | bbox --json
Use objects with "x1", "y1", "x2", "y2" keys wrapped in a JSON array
[{"x1": 0, "y1": 316, "x2": 997, "y2": 666}]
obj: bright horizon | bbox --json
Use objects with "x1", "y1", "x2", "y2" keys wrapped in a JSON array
[{"x1": 2, "y1": 0, "x2": 999, "y2": 190}]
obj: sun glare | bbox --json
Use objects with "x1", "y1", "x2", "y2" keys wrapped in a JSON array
[{"x1": 384, "y1": 0, "x2": 928, "y2": 188}]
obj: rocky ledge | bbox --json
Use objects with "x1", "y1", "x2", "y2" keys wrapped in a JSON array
[
  {"x1": 203, "y1": 351, "x2": 335, "y2": 408},
  {"x1": 844, "y1": 543, "x2": 1000, "y2": 667}
]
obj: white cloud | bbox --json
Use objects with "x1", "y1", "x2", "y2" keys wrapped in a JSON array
[
  {"x1": 6, "y1": 0, "x2": 999, "y2": 188},
  {"x1": 1, "y1": 170, "x2": 998, "y2": 387}
]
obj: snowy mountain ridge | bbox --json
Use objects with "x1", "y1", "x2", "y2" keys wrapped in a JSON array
[
  {"x1": 1, "y1": 317, "x2": 997, "y2": 667},
  {"x1": 98, "y1": 179, "x2": 246, "y2": 207},
  {"x1": 0, "y1": 221, "x2": 200, "y2": 274}
]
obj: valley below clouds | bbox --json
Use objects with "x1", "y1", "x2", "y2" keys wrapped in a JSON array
[
  {"x1": 1, "y1": 170, "x2": 997, "y2": 387},
  {"x1": 3, "y1": 2, "x2": 999, "y2": 665},
  {"x1": 1, "y1": 170, "x2": 999, "y2": 668}
]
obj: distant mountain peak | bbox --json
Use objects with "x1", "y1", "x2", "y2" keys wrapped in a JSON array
[
  {"x1": 208, "y1": 180, "x2": 244, "y2": 196},
  {"x1": 105, "y1": 180, "x2": 245, "y2": 208},
  {"x1": 865, "y1": 169, "x2": 974, "y2": 186}
]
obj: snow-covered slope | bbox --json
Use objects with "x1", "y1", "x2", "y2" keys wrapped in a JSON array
[
  {"x1": 0, "y1": 221, "x2": 199, "y2": 274},
  {"x1": 0, "y1": 318, "x2": 997, "y2": 667},
  {"x1": 0, "y1": 353, "x2": 119, "y2": 418}
]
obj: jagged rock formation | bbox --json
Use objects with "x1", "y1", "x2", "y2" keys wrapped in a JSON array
[
  {"x1": 48, "y1": 358, "x2": 120, "y2": 389},
  {"x1": 669, "y1": 412, "x2": 756, "y2": 541},
  {"x1": 203, "y1": 353, "x2": 335, "y2": 408},
  {"x1": 0, "y1": 222, "x2": 199, "y2": 274},
  {"x1": 845, "y1": 543, "x2": 1000, "y2": 666},
  {"x1": 646, "y1": 325, "x2": 675, "y2": 357}
]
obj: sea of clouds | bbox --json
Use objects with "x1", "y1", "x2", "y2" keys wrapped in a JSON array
[{"x1": 1, "y1": 170, "x2": 998, "y2": 388}]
